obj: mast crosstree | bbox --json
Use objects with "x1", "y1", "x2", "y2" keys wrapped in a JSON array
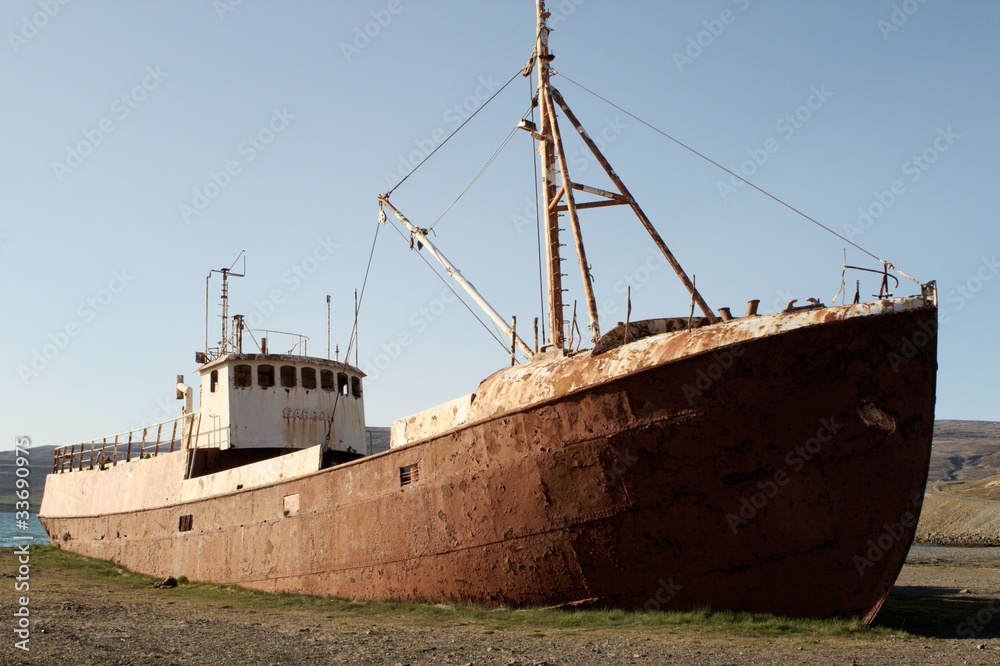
[{"x1": 528, "y1": 0, "x2": 713, "y2": 348}]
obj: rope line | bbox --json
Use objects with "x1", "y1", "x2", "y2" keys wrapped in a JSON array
[
  {"x1": 383, "y1": 216, "x2": 511, "y2": 354},
  {"x1": 324, "y1": 219, "x2": 381, "y2": 446},
  {"x1": 557, "y1": 72, "x2": 901, "y2": 273},
  {"x1": 387, "y1": 69, "x2": 522, "y2": 197},
  {"x1": 427, "y1": 121, "x2": 522, "y2": 231}
]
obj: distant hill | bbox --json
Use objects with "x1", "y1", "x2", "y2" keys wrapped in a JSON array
[
  {"x1": 367, "y1": 426, "x2": 391, "y2": 454},
  {"x1": 0, "y1": 444, "x2": 55, "y2": 511},
  {"x1": 927, "y1": 420, "x2": 1000, "y2": 485}
]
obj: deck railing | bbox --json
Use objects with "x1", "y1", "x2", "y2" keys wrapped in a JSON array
[{"x1": 51, "y1": 412, "x2": 202, "y2": 474}]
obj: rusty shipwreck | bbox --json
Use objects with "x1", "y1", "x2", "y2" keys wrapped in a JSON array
[{"x1": 39, "y1": 1, "x2": 937, "y2": 622}]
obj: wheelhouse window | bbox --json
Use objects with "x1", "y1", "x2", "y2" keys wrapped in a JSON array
[
  {"x1": 258, "y1": 365, "x2": 275, "y2": 388},
  {"x1": 234, "y1": 364, "x2": 252, "y2": 388},
  {"x1": 320, "y1": 369, "x2": 334, "y2": 392},
  {"x1": 280, "y1": 365, "x2": 297, "y2": 388},
  {"x1": 351, "y1": 376, "x2": 362, "y2": 398},
  {"x1": 301, "y1": 367, "x2": 317, "y2": 390},
  {"x1": 210, "y1": 370, "x2": 218, "y2": 393},
  {"x1": 337, "y1": 372, "x2": 349, "y2": 396}
]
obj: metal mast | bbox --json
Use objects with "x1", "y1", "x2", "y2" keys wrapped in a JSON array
[
  {"x1": 378, "y1": 1, "x2": 713, "y2": 362},
  {"x1": 535, "y1": 1, "x2": 567, "y2": 349},
  {"x1": 528, "y1": 0, "x2": 713, "y2": 335}
]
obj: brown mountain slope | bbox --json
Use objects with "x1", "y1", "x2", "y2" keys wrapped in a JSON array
[{"x1": 926, "y1": 420, "x2": 1000, "y2": 485}]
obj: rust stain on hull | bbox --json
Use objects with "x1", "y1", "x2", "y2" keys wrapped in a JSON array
[{"x1": 40, "y1": 306, "x2": 936, "y2": 621}]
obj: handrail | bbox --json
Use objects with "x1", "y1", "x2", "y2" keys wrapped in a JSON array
[
  {"x1": 51, "y1": 412, "x2": 204, "y2": 474},
  {"x1": 247, "y1": 328, "x2": 309, "y2": 355}
]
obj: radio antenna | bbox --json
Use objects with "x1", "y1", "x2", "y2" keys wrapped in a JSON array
[{"x1": 205, "y1": 251, "x2": 246, "y2": 357}]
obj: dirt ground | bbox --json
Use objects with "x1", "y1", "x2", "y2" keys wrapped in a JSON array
[{"x1": 1, "y1": 546, "x2": 998, "y2": 666}]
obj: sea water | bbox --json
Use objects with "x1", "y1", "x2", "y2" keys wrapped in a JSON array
[{"x1": 0, "y1": 513, "x2": 49, "y2": 547}]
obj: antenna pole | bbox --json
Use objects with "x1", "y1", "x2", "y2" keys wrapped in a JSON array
[
  {"x1": 327, "y1": 295, "x2": 332, "y2": 359},
  {"x1": 207, "y1": 251, "x2": 247, "y2": 358},
  {"x1": 220, "y1": 268, "x2": 230, "y2": 353},
  {"x1": 204, "y1": 273, "x2": 211, "y2": 356}
]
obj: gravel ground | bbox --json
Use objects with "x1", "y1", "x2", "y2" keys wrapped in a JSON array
[{"x1": 2, "y1": 547, "x2": 998, "y2": 666}]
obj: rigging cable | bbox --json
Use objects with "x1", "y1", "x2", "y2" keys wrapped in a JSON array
[
  {"x1": 556, "y1": 73, "x2": 921, "y2": 285},
  {"x1": 387, "y1": 69, "x2": 522, "y2": 197},
  {"x1": 346, "y1": 217, "x2": 383, "y2": 361},
  {"x1": 427, "y1": 119, "x2": 523, "y2": 231},
  {"x1": 382, "y1": 214, "x2": 512, "y2": 354},
  {"x1": 324, "y1": 219, "x2": 383, "y2": 447}
]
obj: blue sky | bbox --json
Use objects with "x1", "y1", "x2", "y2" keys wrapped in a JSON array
[{"x1": 1, "y1": 0, "x2": 997, "y2": 451}]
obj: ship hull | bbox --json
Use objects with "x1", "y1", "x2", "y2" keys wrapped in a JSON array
[{"x1": 40, "y1": 302, "x2": 936, "y2": 621}]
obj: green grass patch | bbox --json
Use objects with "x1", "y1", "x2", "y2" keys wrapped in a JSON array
[
  {"x1": 22, "y1": 544, "x2": 159, "y2": 589},
  {"x1": 7, "y1": 546, "x2": 912, "y2": 639}
]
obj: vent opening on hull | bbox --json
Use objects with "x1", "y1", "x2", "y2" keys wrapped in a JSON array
[
  {"x1": 178, "y1": 514, "x2": 193, "y2": 532},
  {"x1": 400, "y1": 463, "x2": 419, "y2": 486}
]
